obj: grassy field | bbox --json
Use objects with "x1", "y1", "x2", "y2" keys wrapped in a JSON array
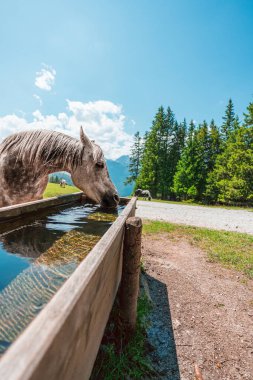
[
  {"x1": 43, "y1": 183, "x2": 80, "y2": 198},
  {"x1": 143, "y1": 220, "x2": 253, "y2": 278}
]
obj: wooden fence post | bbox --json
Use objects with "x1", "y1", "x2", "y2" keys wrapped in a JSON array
[{"x1": 119, "y1": 216, "x2": 142, "y2": 341}]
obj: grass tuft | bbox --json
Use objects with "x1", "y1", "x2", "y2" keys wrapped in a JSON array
[{"x1": 91, "y1": 295, "x2": 154, "y2": 380}]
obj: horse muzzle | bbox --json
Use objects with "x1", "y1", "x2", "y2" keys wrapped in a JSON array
[{"x1": 101, "y1": 192, "x2": 119, "y2": 208}]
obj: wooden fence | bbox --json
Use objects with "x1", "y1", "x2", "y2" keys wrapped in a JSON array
[
  {"x1": 0, "y1": 195, "x2": 137, "y2": 380},
  {"x1": 0, "y1": 192, "x2": 83, "y2": 221}
]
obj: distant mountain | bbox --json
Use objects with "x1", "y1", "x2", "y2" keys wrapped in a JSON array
[
  {"x1": 106, "y1": 156, "x2": 134, "y2": 197},
  {"x1": 48, "y1": 155, "x2": 134, "y2": 197},
  {"x1": 114, "y1": 155, "x2": 130, "y2": 167}
]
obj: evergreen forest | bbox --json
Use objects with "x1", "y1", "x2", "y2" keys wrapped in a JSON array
[{"x1": 126, "y1": 99, "x2": 253, "y2": 206}]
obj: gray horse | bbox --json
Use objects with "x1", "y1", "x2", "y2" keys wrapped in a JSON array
[
  {"x1": 59, "y1": 179, "x2": 67, "y2": 188},
  {"x1": 135, "y1": 188, "x2": 152, "y2": 201},
  {"x1": 0, "y1": 127, "x2": 119, "y2": 208}
]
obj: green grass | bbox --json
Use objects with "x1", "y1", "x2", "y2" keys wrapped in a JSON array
[
  {"x1": 135, "y1": 197, "x2": 253, "y2": 211},
  {"x1": 91, "y1": 295, "x2": 154, "y2": 380},
  {"x1": 143, "y1": 220, "x2": 253, "y2": 278},
  {"x1": 43, "y1": 183, "x2": 80, "y2": 198}
]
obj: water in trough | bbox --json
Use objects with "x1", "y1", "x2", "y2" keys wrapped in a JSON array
[{"x1": 0, "y1": 202, "x2": 124, "y2": 356}]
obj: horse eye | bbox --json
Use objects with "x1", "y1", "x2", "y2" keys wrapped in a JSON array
[{"x1": 96, "y1": 161, "x2": 104, "y2": 169}]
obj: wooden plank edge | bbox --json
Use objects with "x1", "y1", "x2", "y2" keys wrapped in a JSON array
[
  {"x1": 0, "y1": 193, "x2": 131, "y2": 221},
  {"x1": 0, "y1": 192, "x2": 83, "y2": 220}
]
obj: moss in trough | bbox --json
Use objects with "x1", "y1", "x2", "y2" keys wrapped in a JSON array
[
  {"x1": 37, "y1": 231, "x2": 100, "y2": 265},
  {"x1": 87, "y1": 212, "x2": 117, "y2": 223}
]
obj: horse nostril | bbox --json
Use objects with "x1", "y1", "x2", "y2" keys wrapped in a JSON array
[
  {"x1": 101, "y1": 192, "x2": 119, "y2": 208},
  {"x1": 114, "y1": 194, "x2": 119, "y2": 203}
]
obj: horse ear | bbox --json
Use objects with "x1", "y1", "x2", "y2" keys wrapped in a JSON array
[{"x1": 80, "y1": 126, "x2": 92, "y2": 148}]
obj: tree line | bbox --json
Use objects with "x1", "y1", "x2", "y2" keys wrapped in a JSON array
[
  {"x1": 126, "y1": 99, "x2": 253, "y2": 206},
  {"x1": 49, "y1": 175, "x2": 61, "y2": 184}
]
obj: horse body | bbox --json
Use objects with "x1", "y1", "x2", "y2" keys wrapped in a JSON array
[
  {"x1": 59, "y1": 179, "x2": 67, "y2": 188},
  {"x1": 0, "y1": 154, "x2": 48, "y2": 206},
  {"x1": 135, "y1": 188, "x2": 152, "y2": 201},
  {"x1": 0, "y1": 128, "x2": 119, "y2": 208}
]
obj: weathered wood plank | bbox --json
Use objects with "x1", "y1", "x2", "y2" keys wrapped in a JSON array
[
  {"x1": 120, "y1": 216, "x2": 142, "y2": 338},
  {"x1": 0, "y1": 192, "x2": 83, "y2": 221},
  {"x1": 0, "y1": 193, "x2": 131, "y2": 222},
  {"x1": 0, "y1": 197, "x2": 137, "y2": 380}
]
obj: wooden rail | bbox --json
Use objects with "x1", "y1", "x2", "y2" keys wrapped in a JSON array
[
  {"x1": 0, "y1": 195, "x2": 137, "y2": 380},
  {"x1": 0, "y1": 192, "x2": 84, "y2": 221}
]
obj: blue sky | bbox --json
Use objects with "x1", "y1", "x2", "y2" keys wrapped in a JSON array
[{"x1": 0, "y1": 0, "x2": 252, "y2": 158}]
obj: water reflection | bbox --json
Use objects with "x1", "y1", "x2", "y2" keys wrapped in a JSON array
[
  {"x1": 0, "y1": 202, "x2": 123, "y2": 355},
  {"x1": 1, "y1": 205, "x2": 121, "y2": 259}
]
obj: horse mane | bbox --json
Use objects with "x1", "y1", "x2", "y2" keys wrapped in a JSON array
[{"x1": 0, "y1": 129, "x2": 103, "y2": 169}]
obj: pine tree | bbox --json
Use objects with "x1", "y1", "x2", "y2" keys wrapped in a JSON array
[
  {"x1": 233, "y1": 115, "x2": 240, "y2": 132},
  {"x1": 137, "y1": 105, "x2": 184, "y2": 199},
  {"x1": 173, "y1": 120, "x2": 215, "y2": 201},
  {"x1": 157, "y1": 106, "x2": 175, "y2": 199},
  {"x1": 195, "y1": 120, "x2": 210, "y2": 197},
  {"x1": 168, "y1": 119, "x2": 187, "y2": 198},
  {"x1": 243, "y1": 102, "x2": 253, "y2": 127},
  {"x1": 135, "y1": 97, "x2": 253, "y2": 206},
  {"x1": 125, "y1": 132, "x2": 143, "y2": 185},
  {"x1": 173, "y1": 120, "x2": 199, "y2": 199},
  {"x1": 205, "y1": 126, "x2": 253, "y2": 205},
  {"x1": 208, "y1": 119, "x2": 222, "y2": 171},
  {"x1": 221, "y1": 99, "x2": 235, "y2": 141},
  {"x1": 137, "y1": 107, "x2": 166, "y2": 196},
  {"x1": 206, "y1": 103, "x2": 253, "y2": 203}
]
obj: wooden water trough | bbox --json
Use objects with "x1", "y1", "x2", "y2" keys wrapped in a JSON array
[{"x1": 0, "y1": 193, "x2": 140, "y2": 380}]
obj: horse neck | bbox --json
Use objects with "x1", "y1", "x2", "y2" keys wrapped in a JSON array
[
  {"x1": 43, "y1": 160, "x2": 71, "y2": 175},
  {"x1": 30, "y1": 142, "x2": 83, "y2": 176}
]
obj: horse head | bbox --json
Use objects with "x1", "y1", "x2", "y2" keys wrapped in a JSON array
[
  {"x1": 135, "y1": 189, "x2": 142, "y2": 196},
  {"x1": 71, "y1": 127, "x2": 119, "y2": 208}
]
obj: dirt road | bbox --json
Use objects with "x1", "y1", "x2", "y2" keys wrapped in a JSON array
[
  {"x1": 136, "y1": 201, "x2": 253, "y2": 234},
  {"x1": 143, "y1": 234, "x2": 253, "y2": 380}
]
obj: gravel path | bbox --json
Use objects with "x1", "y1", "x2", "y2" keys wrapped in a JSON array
[{"x1": 136, "y1": 201, "x2": 253, "y2": 234}]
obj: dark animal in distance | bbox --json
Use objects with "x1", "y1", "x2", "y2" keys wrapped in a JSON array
[
  {"x1": 0, "y1": 127, "x2": 119, "y2": 208},
  {"x1": 135, "y1": 189, "x2": 152, "y2": 201},
  {"x1": 59, "y1": 179, "x2": 67, "y2": 188}
]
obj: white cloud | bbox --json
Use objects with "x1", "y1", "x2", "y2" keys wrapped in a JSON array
[
  {"x1": 35, "y1": 64, "x2": 56, "y2": 91},
  {"x1": 33, "y1": 94, "x2": 43, "y2": 106},
  {"x1": 0, "y1": 100, "x2": 133, "y2": 159}
]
